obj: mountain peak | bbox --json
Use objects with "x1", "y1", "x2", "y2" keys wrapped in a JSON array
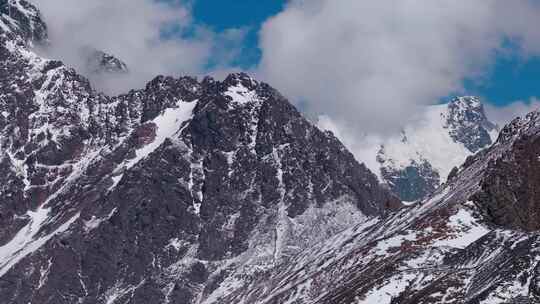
[
  {"x1": 373, "y1": 96, "x2": 499, "y2": 202},
  {"x1": 83, "y1": 48, "x2": 128, "y2": 74},
  {"x1": 449, "y1": 95, "x2": 481, "y2": 109},
  {"x1": 0, "y1": 0, "x2": 47, "y2": 44},
  {"x1": 223, "y1": 72, "x2": 258, "y2": 88},
  {"x1": 444, "y1": 96, "x2": 498, "y2": 153}
]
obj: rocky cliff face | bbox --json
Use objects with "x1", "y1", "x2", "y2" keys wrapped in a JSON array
[
  {"x1": 373, "y1": 96, "x2": 498, "y2": 202},
  {"x1": 471, "y1": 111, "x2": 540, "y2": 232},
  {"x1": 0, "y1": 2, "x2": 400, "y2": 303}
]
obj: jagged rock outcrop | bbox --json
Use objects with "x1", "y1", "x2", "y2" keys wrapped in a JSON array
[
  {"x1": 0, "y1": 0, "x2": 47, "y2": 44},
  {"x1": 379, "y1": 156, "x2": 440, "y2": 202},
  {"x1": 471, "y1": 111, "x2": 540, "y2": 231}
]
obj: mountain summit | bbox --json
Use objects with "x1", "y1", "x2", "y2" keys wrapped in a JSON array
[{"x1": 374, "y1": 96, "x2": 498, "y2": 201}]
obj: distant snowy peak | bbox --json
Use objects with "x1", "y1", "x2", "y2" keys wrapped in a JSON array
[
  {"x1": 83, "y1": 48, "x2": 128, "y2": 75},
  {"x1": 375, "y1": 96, "x2": 499, "y2": 202},
  {"x1": 443, "y1": 96, "x2": 498, "y2": 153}
]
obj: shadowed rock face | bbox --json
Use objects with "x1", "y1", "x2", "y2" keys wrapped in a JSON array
[
  {"x1": 0, "y1": 2, "x2": 400, "y2": 303},
  {"x1": 209, "y1": 107, "x2": 540, "y2": 304},
  {"x1": 472, "y1": 115, "x2": 540, "y2": 231}
]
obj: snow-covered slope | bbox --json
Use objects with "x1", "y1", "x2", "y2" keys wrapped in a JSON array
[{"x1": 371, "y1": 97, "x2": 498, "y2": 202}]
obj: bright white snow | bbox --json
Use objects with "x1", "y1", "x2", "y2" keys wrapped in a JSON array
[
  {"x1": 123, "y1": 100, "x2": 197, "y2": 170},
  {"x1": 109, "y1": 99, "x2": 197, "y2": 191},
  {"x1": 0, "y1": 207, "x2": 80, "y2": 277},
  {"x1": 431, "y1": 206, "x2": 489, "y2": 249}
]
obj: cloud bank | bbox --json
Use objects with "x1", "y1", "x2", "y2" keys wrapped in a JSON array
[
  {"x1": 258, "y1": 0, "x2": 540, "y2": 135},
  {"x1": 32, "y1": 0, "x2": 540, "y2": 136},
  {"x1": 485, "y1": 98, "x2": 540, "y2": 126},
  {"x1": 34, "y1": 0, "x2": 244, "y2": 94}
]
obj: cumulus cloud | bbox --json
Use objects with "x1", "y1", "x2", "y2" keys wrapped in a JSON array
[
  {"x1": 258, "y1": 0, "x2": 540, "y2": 135},
  {"x1": 485, "y1": 98, "x2": 540, "y2": 126},
  {"x1": 33, "y1": 0, "x2": 244, "y2": 94}
]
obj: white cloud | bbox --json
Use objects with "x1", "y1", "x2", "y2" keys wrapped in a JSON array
[
  {"x1": 33, "y1": 0, "x2": 244, "y2": 94},
  {"x1": 258, "y1": 0, "x2": 540, "y2": 135},
  {"x1": 485, "y1": 98, "x2": 540, "y2": 126},
  {"x1": 31, "y1": 0, "x2": 540, "y2": 136}
]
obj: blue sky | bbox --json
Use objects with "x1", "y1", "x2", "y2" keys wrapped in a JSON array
[
  {"x1": 466, "y1": 56, "x2": 540, "y2": 106},
  {"x1": 192, "y1": 0, "x2": 286, "y2": 69}
]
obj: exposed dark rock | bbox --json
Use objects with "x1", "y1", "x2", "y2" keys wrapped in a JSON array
[
  {"x1": 471, "y1": 123, "x2": 540, "y2": 231},
  {"x1": 0, "y1": 0, "x2": 47, "y2": 44}
]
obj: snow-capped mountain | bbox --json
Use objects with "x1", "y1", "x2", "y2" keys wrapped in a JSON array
[
  {"x1": 83, "y1": 48, "x2": 129, "y2": 75},
  {"x1": 373, "y1": 96, "x2": 498, "y2": 202},
  {"x1": 0, "y1": 1, "x2": 399, "y2": 303},
  {"x1": 1, "y1": 1, "x2": 539, "y2": 304}
]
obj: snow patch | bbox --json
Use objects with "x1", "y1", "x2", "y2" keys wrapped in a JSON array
[
  {"x1": 0, "y1": 207, "x2": 80, "y2": 278},
  {"x1": 378, "y1": 104, "x2": 472, "y2": 182},
  {"x1": 123, "y1": 100, "x2": 197, "y2": 170},
  {"x1": 355, "y1": 273, "x2": 416, "y2": 304},
  {"x1": 83, "y1": 208, "x2": 117, "y2": 233},
  {"x1": 103, "y1": 280, "x2": 145, "y2": 304},
  {"x1": 431, "y1": 206, "x2": 489, "y2": 249},
  {"x1": 224, "y1": 82, "x2": 257, "y2": 106},
  {"x1": 374, "y1": 232, "x2": 418, "y2": 256}
]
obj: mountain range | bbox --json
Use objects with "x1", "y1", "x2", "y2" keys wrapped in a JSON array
[{"x1": 0, "y1": 1, "x2": 538, "y2": 304}]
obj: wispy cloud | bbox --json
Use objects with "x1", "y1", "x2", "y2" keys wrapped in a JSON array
[
  {"x1": 33, "y1": 0, "x2": 245, "y2": 94},
  {"x1": 485, "y1": 97, "x2": 540, "y2": 126}
]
